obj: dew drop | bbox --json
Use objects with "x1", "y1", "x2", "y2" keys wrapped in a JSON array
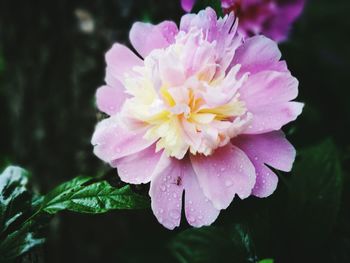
[
  {"x1": 187, "y1": 216, "x2": 196, "y2": 223},
  {"x1": 160, "y1": 184, "x2": 166, "y2": 192},
  {"x1": 170, "y1": 210, "x2": 180, "y2": 220},
  {"x1": 225, "y1": 180, "x2": 233, "y2": 187}
]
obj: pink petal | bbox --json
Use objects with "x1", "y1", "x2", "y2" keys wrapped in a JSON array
[
  {"x1": 183, "y1": 160, "x2": 220, "y2": 227},
  {"x1": 149, "y1": 153, "x2": 184, "y2": 230},
  {"x1": 190, "y1": 143, "x2": 256, "y2": 210},
  {"x1": 244, "y1": 101, "x2": 304, "y2": 134},
  {"x1": 129, "y1": 21, "x2": 178, "y2": 58},
  {"x1": 96, "y1": 85, "x2": 127, "y2": 115},
  {"x1": 240, "y1": 71, "x2": 299, "y2": 108},
  {"x1": 232, "y1": 131, "x2": 296, "y2": 197},
  {"x1": 232, "y1": 36, "x2": 282, "y2": 76},
  {"x1": 105, "y1": 43, "x2": 143, "y2": 85},
  {"x1": 91, "y1": 116, "x2": 154, "y2": 163},
  {"x1": 111, "y1": 144, "x2": 161, "y2": 184},
  {"x1": 181, "y1": 0, "x2": 196, "y2": 12},
  {"x1": 251, "y1": 163, "x2": 278, "y2": 198}
]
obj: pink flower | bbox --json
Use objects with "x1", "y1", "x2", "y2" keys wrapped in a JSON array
[
  {"x1": 92, "y1": 8, "x2": 303, "y2": 229},
  {"x1": 181, "y1": 0, "x2": 305, "y2": 42}
]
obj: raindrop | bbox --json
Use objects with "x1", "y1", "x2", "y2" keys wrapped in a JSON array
[
  {"x1": 160, "y1": 184, "x2": 166, "y2": 192},
  {"x1": 225, "y1": 180, "x2": 233, "y2": 187},
  {"x1": 170, "y1": 210, "x2": 180, "y2": 220},
  {"x1": 187, "y1": 216, "x2": 196, "y2": 223}
]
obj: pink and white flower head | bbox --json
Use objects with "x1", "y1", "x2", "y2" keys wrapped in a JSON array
[
  {"x1": 181, "y1": 0, "x2": 305, "y2": 42},
  {"x1": 92, "y1": 8, "x2": 303, "y2": 229}
]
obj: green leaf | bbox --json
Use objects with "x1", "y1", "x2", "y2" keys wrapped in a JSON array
[
  {"x1": 0, "y1": 166, "x2": 29, "y2": 233},
  {"x1": 170, "y1": 224, "x2": 257, "y2": 263},
  {"x1": 258, "y1": 259, "x2": 274, "y2": 263},
  {"x1": 0, "y1": 166, "x2": 45, "y2": 262},
  {"x1": 0, "y1": 220, "x2": 45, "y2": 262},
  {"x1": 41, "y1": 176, "x2": 150, "y2": 214},
  {"x1": 285, "y1": 139, "x2": 344, "y2": 246},
  {"x1": 192, "y1": 0, "x2": 223, "y2": 17}
]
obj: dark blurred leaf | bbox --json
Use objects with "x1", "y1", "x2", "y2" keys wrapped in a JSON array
[
  {"x1": 170, "y1": 224, "x2": 257, "y2": 263},
  {"x1": 0, "y1": 48, "x2": 5, "y2": 73},
  {"x1": 0, "y1": 166, "x2": 44, "y2": 262},
  {"x1": 0, "y1": 220, "x2": 44, "y2": 262},
  {"x1": 285, "y1": 139, "x2": 343, "y2": 247},
  {"x1": 192, "y1": 0, "x2": 223, "y2": 17},
  {"x1": 41, "y1": 176, "x2": 150, "y2": 214}
]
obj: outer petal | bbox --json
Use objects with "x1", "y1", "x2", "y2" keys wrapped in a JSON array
[
  {"x1": 96, "y1": 85, "x2": 127, "y2": 115},
  {"x1": 91, "y1": 116, "x2": 155, "y2": 163},
  {"x1": 183, "y1": 160, "x2": 220, "y2": 227},
  {"x1": 149, "y1": 153, "x2": 184, "y2": 230},
  {"x1": 190, "y1": 143, "x2": 256, "y2": 210},
  {"x1": 240, "y1": 71, "x2": 299, "y2": 108},
  {"x1": 111, "y1": 144, "x2": 162, "y2": 184},
  {"x1": 181, "y1": 0, "x2": 196, "y2": 12},
  {"x1": 232, "y1": 131, "x2": 296, "y2": 197},
  {"x1": 105, "y1": 43, "x2": 143, "y2": 85},
  {"x1": 244, "y1": 101, "x2": 304, "y2": 134},
  {"x1": 130, "y1": 21, "x2": 178, "y2": 58},
  {"x1": 232, "y1": 36, "x2": 282, "y2": 76}
]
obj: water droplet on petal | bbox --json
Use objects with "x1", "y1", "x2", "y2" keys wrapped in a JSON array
[
  {"x1": 160, "y1": 184, "x2": 166, "y2": 192},
  {"x1": 187, "y1": 216, "x2": 196, "y2": 223},
  {"x1": 225, "y1": 180, "x2": 233, "y2": 187},
  {"x1": 169, "y1": 210, "x2": 180, "y2": 220}
]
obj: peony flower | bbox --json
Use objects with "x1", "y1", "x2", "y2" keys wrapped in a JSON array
[
  {"x1": 92, "y1": 8, "x2": 303, "y2": 229},
  {"x1": 181, "y1": 0, "x2": 305, "y2": 42}
]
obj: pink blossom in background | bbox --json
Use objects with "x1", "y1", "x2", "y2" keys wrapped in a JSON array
[
  {"x1": 181, "y1": 0, "x2": 305, "y2": 42},
  {"x1": 92, "y1": 8, "x2": 303, "y2": 229}
]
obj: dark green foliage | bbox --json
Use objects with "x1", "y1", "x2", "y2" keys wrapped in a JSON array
[
  {"x1": 0, "y1": 166, "x2": 150, "y2": 262},
  {"x1": 170, "y1": 224, "x2": 257, "y2": 263},
  {"x1": 0, "y1": 167, "x2": 45, "y2": 262},
  {"x1": 286, "y1": 140, "x2": 343, "y2": 246}
]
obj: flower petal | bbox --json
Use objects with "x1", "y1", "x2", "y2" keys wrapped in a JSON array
[
  {"x1": 240, "y1": 70, "x2": 299, "y2": 108},
  {"x1": 181, "y1": 0, "x2": 196, "y2": 12},
  {"x1": 183, "y1": 160, "x2": 220, "y2": 227},
  {"x1": 130, "y1": 21, "x2": 178, "y2": 58},
  {"x1": 111, "y1": 144, "x2": 161, "y2": 184},
  {"x1": 232, "y1": 36, "x2": 282, "y2": 76},
  {"x1": 149, "y1": 153, "x2": 184, "y2": 230},
  {"x1": 244, "y1": 101, "x2": 304, "y2": 134},
  {"x1": 190, "y1": 143, "x2": 256, "y2": 210},
  {"x1": 232, "y1": 131, "x2": 296, "y2": 197},
  {"x1": 91, "y1": 116, "x2": 154, "y2": 163},
  {"x1": 105, "y1": 43, "x2": 143, "y2": 85},
  {"x1": 96, "y1": 85, "x2": 127, "y2": 115}
]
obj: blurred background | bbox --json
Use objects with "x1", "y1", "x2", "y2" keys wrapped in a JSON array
[{"x1": 0, "y1": 0, "x2": 349, "y2": 262}]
